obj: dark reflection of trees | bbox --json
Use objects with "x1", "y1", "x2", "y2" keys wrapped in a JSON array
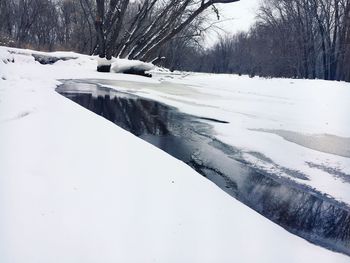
[
  {"x1": 234, "y1": 169, "x2": 350, "y2": 253},
  {"x1": 194, "y1": 158, "x2": 350, "y2": 254},
  {"x1": 61, "y1": 90, "x2": 350, "y2": 256},
  {"x1": 67, "y1": 93, "x2": 170, "y2": 136}
]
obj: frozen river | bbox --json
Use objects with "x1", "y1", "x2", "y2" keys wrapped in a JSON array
[{"x1": 57, "y1": 80, "x2": 350, "y2": 256}]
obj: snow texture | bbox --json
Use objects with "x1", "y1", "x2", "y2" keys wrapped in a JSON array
[{"x1": 0, "y1": 46, "x2": 349, "y2": 263}]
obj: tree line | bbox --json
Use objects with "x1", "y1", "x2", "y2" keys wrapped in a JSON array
[
  {"x1": 175, "y1": 0, "x2": 350, "y2": 82},
  {"x1": 1, "y1": 0, "x2": 349, "y2": 81},
  {"x1": 0, "y1": 0, "x2": 238, "y2": 71}
]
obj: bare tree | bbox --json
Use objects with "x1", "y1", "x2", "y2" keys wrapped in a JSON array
[{"x1": 92, "y1": 0, "x2": 239, "y2": 72}]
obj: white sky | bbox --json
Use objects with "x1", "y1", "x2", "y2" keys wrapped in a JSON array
[
  {"x1": 204, "y1": 0, "x2": 261, "y2": 46},
  {"x1": 218, "y1": 0, "x2": 261, "y2": 33}
]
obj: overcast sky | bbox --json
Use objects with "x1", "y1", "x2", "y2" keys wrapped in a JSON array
[
  {"x1": 205, "y1": 0, "x2": 261, "y2": 46},
  {"x1": 219, "y1": 0, "x2": 261, "y2": 32}
]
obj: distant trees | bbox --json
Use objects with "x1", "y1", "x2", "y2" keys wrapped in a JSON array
[
  {"x1": 1, "y1": 0, "x2": 52, "y2": 48},
  {"x1": 0, "y1": 0, "x2": 95, "y2": 53},
  {"x1": 188, "y1": 0, "x2": 350, "y2": 82},
  {"x1": 255, "y1": 0, "x2": 350, "y2": 81}
]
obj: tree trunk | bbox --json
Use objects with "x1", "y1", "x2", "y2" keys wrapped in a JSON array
[
  {"x1": 95, "y1": 0, "x2": 111, "y2": 72},
  {"x1": 329, "y1": 0, "x2": 339, "y2": 80}
]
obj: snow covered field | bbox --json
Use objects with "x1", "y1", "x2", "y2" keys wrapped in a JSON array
[{"x1": 0, "y1": 46, "x2": 349, "y2": 262}]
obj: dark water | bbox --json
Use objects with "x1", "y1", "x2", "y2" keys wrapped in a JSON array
[{"x1": 57, "y1": 80, "x2": 350, "y2": 256}]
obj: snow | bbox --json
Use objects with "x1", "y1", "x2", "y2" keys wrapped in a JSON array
[
  {"x1": 97, "y1": 56, "x2": 113, "y2": 66},
  {"x1": 94, "y1": 55, "x2": 155, "y2": 73},
  {"x1": 111, "y1": 58, "x2": 155, "y2": 73},
  {"x1": 0, "y1": 46, "x2": 349, "y2": 262}
]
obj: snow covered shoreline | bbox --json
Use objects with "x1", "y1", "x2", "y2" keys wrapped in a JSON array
[{"x1": 0, "y1": 46, "x2": 349, "y2": 262}]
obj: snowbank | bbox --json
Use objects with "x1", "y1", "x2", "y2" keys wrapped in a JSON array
[
  {"x1": 0, "y1": 48, "x2": 14, "y2": 65},
  {"x1": 0, "y1": 46, "x2": 349, "y2": 262}
]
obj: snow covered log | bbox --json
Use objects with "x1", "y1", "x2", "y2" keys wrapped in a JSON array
[
  {"x1": 1, "y1": 48, "x2": 79, "y2": 65},
  {"x1": 111, "y1": 59, "x2": 155, "y2": 77},
  {"x1": 31, "y1": 54, "x2": 77, "y2": 65}
]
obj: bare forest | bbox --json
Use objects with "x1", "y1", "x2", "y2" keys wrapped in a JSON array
[
  {"x1": 0, "y1": 0, "x2": 349, "y2": 81},
  {"x1": 184, "y1": 0, "x2": 350, "y2": 82}
]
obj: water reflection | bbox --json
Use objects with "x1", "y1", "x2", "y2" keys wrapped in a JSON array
[{"x1": 57, "y1": 81, "x2": 350, "y2": 256}]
